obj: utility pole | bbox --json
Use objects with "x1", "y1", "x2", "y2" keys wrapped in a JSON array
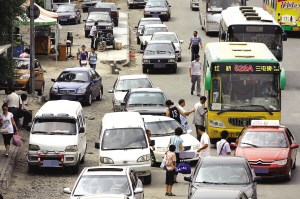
[{"x1": 29, "y1": 0, "x2": 35, "y2": 96}]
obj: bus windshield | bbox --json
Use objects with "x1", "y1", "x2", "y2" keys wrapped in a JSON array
[
  {"x1": 209, "y1": 64, "x2": 281, "y2": 112},
  {"x1": 229, "y1": 25, "x2": 283, "y2": 60},
  {"x1": 207, "y1": 0, "x2": 243, "y2": 12}
]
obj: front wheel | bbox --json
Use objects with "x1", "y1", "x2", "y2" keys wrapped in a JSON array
[
  {"x1": 37, "y1": 84, "x2": 44, "y2": 96},
  {"x1": 150, "y1": 150, "x2": 157, "y2": 167},
  {"x1": 142, "y1": 67, "x2": 147, "y2": 74},
  {"x1": 86, "y1": 93, "x2": 92, "y2": 106},
  {"x1": 284, "y1": 166, "x2": 292, "y2": 181},
  {"x1": 144, "y1": 173, "x2": 152, "y2": 185},
  {"x1": 96, "y1": 86, "x2": 103, "y2": 101},
  {"x1": 97, "y1": 42, "x2": 106, "y2": 52},
  {"x1": 70, "y1": 162, "x2": 80, "y2": 174}
]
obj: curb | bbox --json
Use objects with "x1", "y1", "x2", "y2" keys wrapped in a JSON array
[{"x1": 0, "y1": 146, "x2": 21, "y2": 190}]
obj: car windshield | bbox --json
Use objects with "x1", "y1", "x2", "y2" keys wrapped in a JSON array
[
  {"x1": 139, "y1": 20, "x2": 161, "y2": 29},
  {"x1": 240, "y1": 131, "x2": 288, "y2": 148},
  {"x1": 146, "y1": 2, "x2": 166, "y2": 7},
  {"x1": 57, "y1": 71, "x2": 89, "y2": 82},
  {"x1": 57, "y1": 5, "x2": 75, "y2": 12},
  {"x1": 152, "y1": 34, "x2": 178, "y2": 43},
  {"x1": 95, "y1": 3, "x2": 117, "y2": 9},
  {"x1": 128, "y1": 92, "x2": 166, "y2": 106},
  {"x1": 144, "y1": 27, "x2": 168, "y2": 36},
  {"x1": 144, "y1": 43, "x2": 175, "y2": 54},
  {"x1": 195, "y1": 164, "x2": 250, "y2": 184},
  {"x1": 145, "y1": 120, "x2": 183, "y2": 136},
  {"x1": 116, "y1": 79, "x2": 152, "y2": 91},
  {"x1": 87, "y1": 12, "x2": 111, "y2": 22},
  {"x1": 102, "y1": 128, "x2": 148, "y2": 150},
  {"x1": 31, "y1": 118, "x2": 77, "y2": 135},
  {"x1": 73, "y1": 175, "x2": 131, "y2": 196}
]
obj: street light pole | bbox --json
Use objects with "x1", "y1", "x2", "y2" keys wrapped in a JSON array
[{"x1": 29, "y1": 0, "x2": 35, "y2": 95}]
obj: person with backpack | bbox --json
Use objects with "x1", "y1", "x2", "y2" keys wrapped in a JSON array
[
  {"x1": 165, "y1": 144, "x2": 177, "y2": 196},
  {"x1": 169, "y1": 127, "x2": 183, "y2": 183},
  {"x1": 216, "y1": 130, "x2": 231, "y2": 156},
  {"x1": 78, "y1": 45, "x2": 89, "y2": 67},
  {"x1": 165, "y1": 100, "x2": 186, "y2": 124}
]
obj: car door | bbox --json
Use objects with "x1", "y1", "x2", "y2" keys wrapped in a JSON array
[
  {"x1": 77, "y1": 113, "x2": 86, "y2": 159},
  {"x1": 286, "y1": 128, "x2": 297, "y2": 164},
  {"x1": 89, "y1": 70, "x2": 98, "y2": 98}
]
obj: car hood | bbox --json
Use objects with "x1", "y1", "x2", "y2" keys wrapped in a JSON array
[
  {"x1": 114, "y1": 91, "x2": 128, "y2": 101},
  {"x1": 52, "y1": 82, "x2": 90, "y2": 90},
  {"x1": 236, "y1": 147, "x2": 289, "y2": 161},
  {"x1": 152, "y1": 133, "x2": 199, "y2": 147},
  {"x1": 192, "y1": 184, "x2": 254, "y2": 198},
  {"x1": 144, "y1": 7, "x2": 168, "y2": 12},
  {"x1": 85, "y1": 21, "x2": 112, "y2": 27},
  {"x1": 57, "y1": 12, "x2": 75, "y2": 17},
  {"x1": 15, "y1": 69, "x2": 29, "y2": 75},
  {"x1": 30, "y1": 134, "x2": 77, "y2": 151},
  {"x1": 127, "y1": 106, "x2": 167, "y2": 115},
  {"x1": 143, "y1": 54, "x2": 175, "y2": 59},
  {"x1": 207, "y1": 12, "x2": 221, "y2": 22}
]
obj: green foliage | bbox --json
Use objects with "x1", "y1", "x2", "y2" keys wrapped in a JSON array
[{"x1": 36, "y1": 0, "x2": 45, "y2": 7}]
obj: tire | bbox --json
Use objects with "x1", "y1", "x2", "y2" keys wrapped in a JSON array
[
  {"x1": 86, "y1": 93, "x2": 92, "y2": 106},
  {"x1": 37, "y1": 84, "x2": 44, "y2": 96},
  {"x1": 171, "y1": 66, "x2": 177, "y2": 73},
  {"x1": 112, "y1": 41, "x2": 116, "y2": 50},
  {"x1": 144, "y1": 173, "x2": 152, "y2": 185},
  {"x1": 128, "y1": 4, "x2": 132, "y2": 9},
  {"x1": 137, "y1": 37, "x2": 140, "y2": 45},
  {"x1": 150, "y1": 150, "x2": 157, "y2": 167},
  {"x1": 142, "y1": 67, "x2": 147, "y2": 74},
  {"x1": 178, "y1": 57, "x2": 182, "y2": 62},
  {"x1": 140, "y1": 44, "x2": 144, "y2": 51},
  {"x1": 96, "y1": 86, "x2": 103, "y2": 101},
  {"x1": 97, "y1": 42, "x2": 106, "y2": 52},
  {"x1": 115, "y1": 20, "x2": 119, "y2": 27},
  {"x1": 292, "y1": 158, "x2": 296, "y2": 170},
  {"x1": 85, "y1": 31, "x2": 89, "y2": 38},
  {"x1": 80, "y1": 144, "x2": 87, "y2": 164},
  {"x1": 28, "y1": 165, "x2": 38, "y2": 174},
  {"x1": 285, "y1": 166, "x2": 292, "y2": 181},
  {"x1": 71, "y1": 162, "x2": 80, "y2": 174}
]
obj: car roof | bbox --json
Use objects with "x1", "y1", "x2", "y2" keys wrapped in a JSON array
[
  {"x1": 202, "y1": 156, "x2": 247, "y2": 165},
  {"x1": 64, "y1": 67, "x2": 91, "y2": 72},
  {"x1": 245, "y1": 125, "x2": 286, "y2": 132},
  {"x1": 140, "y1": 17, "x2": 161, "y2": 21},
  {"x1": 148, "y1": 40, "x2": 172, "y2": 44},
  {"x1": 76, "y1": 195, "x2": 128, "y2": 199},
  {"x1": 35, "y1": 100, "x2": 82, "y2": 118},
  {"x1": 102, "y1": 112, "x2": 144, "y2": 129},
  {"x1": 130, "y1": 88, "x2": 163, "y2": 92},
  {"x1": 82, "y1": 166, "x2": 129, "y2": 176},
  {"x1": 142, "y1": 115, "x2": 174, "y2": 122},
  {"x1": 144, "y1": 24, "x2": 167, "y2": 28},
  {"x1": 119, "y1": 74, "x2": 150, "y2": 80}
]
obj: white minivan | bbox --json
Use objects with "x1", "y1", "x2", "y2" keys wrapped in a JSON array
[
  {"x1": 95, "y1": 112, "x2": 153, "y2": 184},
  {"x1": 27, "y1": 100, "x2": 87, "y2": 174}
]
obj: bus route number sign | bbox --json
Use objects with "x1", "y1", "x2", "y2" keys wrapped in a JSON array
[{"x1": 212, "y1": 64, "x2": 280, "y2": 73}]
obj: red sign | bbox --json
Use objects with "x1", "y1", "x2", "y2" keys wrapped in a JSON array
[{"x1": 234, "y1": 65, "x2": 253, "y2": 72}]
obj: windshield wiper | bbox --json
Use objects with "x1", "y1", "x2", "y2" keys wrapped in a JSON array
[
  {"x1": 217, "y1": 108, "x2": 235, "y2": 115},
  {"x1": 157, "y1": 50, "x2": 167, "y2": 53},
  {"x1": 197, "y1": 181, "x2": 219, "y2": 184},
  {"x1": 72, "y1": 80, "x2": 86, "y2": 82},
  {"x1": 240, "y1": 105, "x2": 273, "y2": 115},
  {"x1": 31, "y1": 131, "x2": 47, "y2": 134},
  {"x1": 241, "y1": 142, "x2": 259, "y2": 148},
  {"x1": 116, "y1": 89, "x2": 128, "y2": 92},
  {"x1": 49, "y1": 131, "x2": 71, "y2": 135}
]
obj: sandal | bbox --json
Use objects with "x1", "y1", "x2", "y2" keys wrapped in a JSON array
[
  {"x1": 165, "y1": 192, "x2": 169, "y2": 196},
  {"x1": 168, "y1": 193, "x2": 176, "y2": 196}
]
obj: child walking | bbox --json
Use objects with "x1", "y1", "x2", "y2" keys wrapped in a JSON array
[
  {"x1": 165, "y1": 144, "x2": 177, "y2": 196},
  {"x1": 89, "y1": 47, "x2": 97, "y2": 70}
]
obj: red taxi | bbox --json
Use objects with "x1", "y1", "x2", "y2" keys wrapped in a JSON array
[{"x1": 232, "y1": 120, "x2": 298, "y2": 181}]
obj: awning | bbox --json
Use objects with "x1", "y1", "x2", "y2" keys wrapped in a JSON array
[
  {"x1": 22, "y1": 0, "x2": 58, "y2": 18},
  {"x1": 0, "y1": 44, "x2": 11, "y2": 54}
]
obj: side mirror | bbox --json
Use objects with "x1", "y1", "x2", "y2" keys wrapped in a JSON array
[
  {"x1": 117, "y1": 7, "x2": 121, "y2": 10},
  {"x1": 184, "y1": 176, "x2": 192, "y2": 182},
  {"x1": 291, "y1": 143, "x2": 299, "y2": 149},
  {"x1": 51, "y1": 78, "x2": 56, "y2": 82},
  {"x1": 179, "y1": 40, "x2": 184, "y2": 44},
  {"x1": 95, "y1": 142, "x2": 100, "y2": 149},
  {"x1": 187, "y1": 129, "x2": 192, "y2": 134},
  {"x1": 63, "y1": 187, "x2": 71, "y2": 194},
  {"x1": 230, "y1": 142, "x2": 237, "y2": 148},
  {"x1": 253, "y1": 176, "x2": 262, "y2": 182},
  {"x1": 134, "y1": 187, "x2": 144, "y2": 194},
  {"x1": 108, "y1": 89, "x2": 113, "y2": 93},
  {"x1": 83, "y1": 19, "x2": 87, "y2": 22},
  {"x1": 282, "y1": 32, "x2": 287, "y2": 41},
  {"x1": 79, "y1": 127, "x2": 85, "y2": 133},
  {"x1": 149, "y1": 139, "x2": 155, "y2": 147}
]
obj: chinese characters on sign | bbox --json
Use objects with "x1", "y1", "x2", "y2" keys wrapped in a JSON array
[{"x1": 212, "y1": 64, "x2": 280, "y2": 73}]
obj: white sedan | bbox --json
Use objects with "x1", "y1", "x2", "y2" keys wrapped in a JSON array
[
  {"x1": 151, "y1": 32, "x2": 183, "y2": 62},
  {"x1": 143, "y1": 115, "x2": 200, "y2": 166}
]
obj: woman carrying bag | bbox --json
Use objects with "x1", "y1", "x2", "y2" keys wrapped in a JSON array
[{"x1": 0, "y1": 103, "x2": 19, "y2": 157}]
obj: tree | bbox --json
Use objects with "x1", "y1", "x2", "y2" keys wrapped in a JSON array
[{"x1": 0, "y1": 0, "x2": 25, "y2": 81}]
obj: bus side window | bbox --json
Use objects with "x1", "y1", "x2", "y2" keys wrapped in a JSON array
[{"x1": 212, "y1": 78, "x2": 221, "y2": 103}]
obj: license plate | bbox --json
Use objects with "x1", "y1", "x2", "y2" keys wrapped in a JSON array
[
  {"x1": 154, "y1": 63, "x2": 165, "y2": 68},
  {"x1": 254, "y1": 168, "x2": 269, "y2": 174},
  {"x1": 153, "y1": 14, "x2": 160, "y2": 17},
  {"x1": 292, "y1": 27, "x2": 300, "y2": 31},
  {"x1": 42, "y1": 160, "x2": 60, "y2": 167}
]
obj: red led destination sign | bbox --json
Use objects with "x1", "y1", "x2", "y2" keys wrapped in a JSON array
[{"x1": 212, "y1": 64, "x2": 280, "y2": 73}]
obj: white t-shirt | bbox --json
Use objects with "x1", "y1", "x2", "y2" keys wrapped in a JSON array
[
  {"x1": 3, "y1": 92, "x2": 20, "y2": 108},
  {"x1": 189, "y1": 60, "x2": 202, "y2": 76},
  {"x1": 199, "y1": 132, "x2": 210, "y2": 157},
  {"x1": 0, "y1": 112, "x2": 14, "y2": 134},
  {"x1": 192, "y1": 102, "x2": 206, "y2": 125},
  {"x1": 217, "y1": 139, "x2": 231, "y2": 155}
]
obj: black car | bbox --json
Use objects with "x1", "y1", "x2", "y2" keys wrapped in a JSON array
[
  {"x1": 49, "y1": 67, "x2": 103, "y2": 106},
  {"x1": 84, "y1": 10, "x2": 114, "y2": 38},
  {"x1": 142, "y1": 40, "x2": 177, "y2": 73},
  {"x1": 95, "y1": 2, "x2": 120, "y2": 26},
  {"x1": 56, "y1": 4, "x2": 81, "y2": 25},
  {"x1": 121, "y1": 88, "x2": 167, "y2": 115},
  {"x1": 81, "y1": 0, "x2": 100, "y2": 12},
  {"x1": 184, "y1": 156, "x2": 259, "y2": 199}
]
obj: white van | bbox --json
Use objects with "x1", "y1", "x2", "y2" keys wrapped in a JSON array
[
  {"x1": 95, "y1": 112, "x2": 153, "y2": 184},
  {"x1": 27, "y1": 100, "x2": 87, "y2": 174}
]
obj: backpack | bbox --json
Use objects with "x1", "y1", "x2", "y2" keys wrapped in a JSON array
[{"x1": 176, "y1": 162, "x2": 191, "y2": 174}]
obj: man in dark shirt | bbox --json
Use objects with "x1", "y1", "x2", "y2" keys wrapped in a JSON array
[{"x1": 165, "y1": 100, "x2": 186, "y2": 124}]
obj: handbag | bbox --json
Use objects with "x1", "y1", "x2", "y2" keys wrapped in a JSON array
[
  {"x1": 0, "y1": 128, "x2": 8, "y2": 134},
  {"x1": 176, "y1": 162, "x2": 191, "y2": 174},
  {"x1": 160, "y1": 154, "x2": 167, "y2": 170},
  {"x1": 13, "y1": 134, "x2": 23, "y2": 147}
]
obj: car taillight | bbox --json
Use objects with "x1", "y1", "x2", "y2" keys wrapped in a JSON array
[{"x1": 111, "y1": 12, "x2": 117, "y2": 17}]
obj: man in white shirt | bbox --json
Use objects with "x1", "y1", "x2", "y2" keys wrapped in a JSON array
[
  {"x1": 89, "y1": 22, "x2": 98, "y2": 49},
  {"x1": 216, "y1": 130, "x2": 231, "y2": 156},
  {"x1": 189, "y1": 54, "x2": 202, "y2": 96},
  {"x1": 191, "y1": 96, "x2": 207, "y2": 141},
  {"x1": 177, "y1": 99, "x2": 190, "y2": 131},
  {"x1": 197, "y1": 125, "x2": 210, "y2": 157}
]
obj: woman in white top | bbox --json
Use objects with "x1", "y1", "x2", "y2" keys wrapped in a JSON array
[{"x1": 0, "y1": 103, "x2": 19, "y2": 157}]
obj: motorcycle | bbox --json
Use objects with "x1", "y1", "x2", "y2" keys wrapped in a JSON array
[{"x1": 94, "y1": 32, "x2": 115, "y2": 52}]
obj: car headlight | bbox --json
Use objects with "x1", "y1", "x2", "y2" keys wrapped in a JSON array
[
  {"x1": 20, "y1": 74, "x2": 30, "y2": 80},
  {"x1": 143, "y1": 59, "x2": 150, "y2": 63},
  {"x1": 209, "y1": 120, "x2": 226, "y2": 128},
  {"x1": 29, "y1": 144, "x2": 40, "y2": 151},
  {"x1": 168, "y1": 58, "x2": 176, "y2": 63},
  {"x1": 106, "y1": 26, "x2": 113, "y2": 29},
  {"x1": 137, "y1": 154, "x2": 151, "y2": 162},
  {"x1": 85, "y1": 26, "x2": 91, "y2": 30},
  {"x1": 273, "y1": 159, "x2": 287, "y2": 165},
  {"x1": 50, "y1": 87, "x2": 58, "y2": 94},
  {"x1": 100, "y1": 156, "x2": 114, "y2": 164},
  {"x1": 144, "y1": 11, "x2": 150, "y2": 15},
  {"x1": 161, "y1": 11, "x2": 167, "y2": 14},
  {"x1": 69, "y1": 15, "x2": 76, "y2": 19},
  {"x1": 77, "y1": 88, "x2": 86, "y2": 94},
  {"x1": 65, "y1": 145, "x2": 78, "y2": 152},
  {"x1": 156, "y1": 147, "x2": 168, "y2": 152}
]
